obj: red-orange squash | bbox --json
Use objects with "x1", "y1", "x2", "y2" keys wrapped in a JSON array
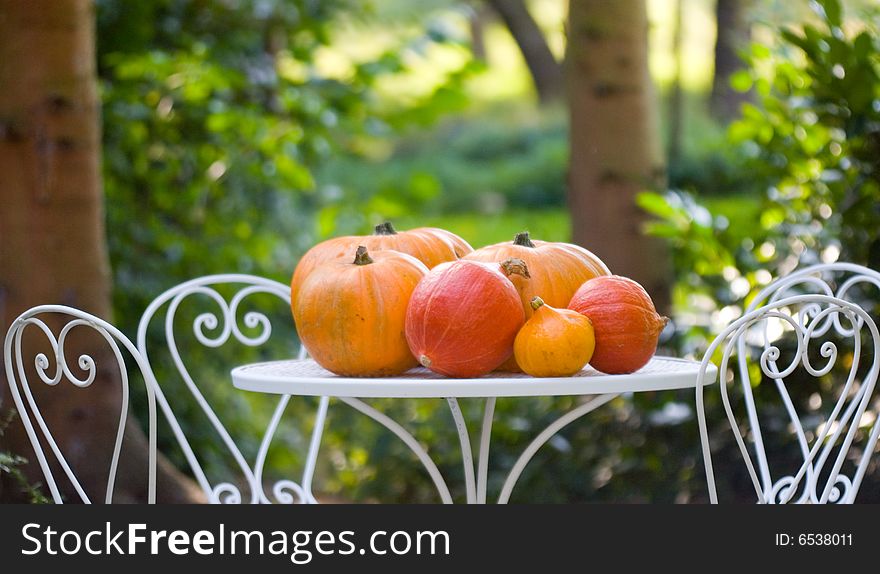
[
  {"x1": 293, "y1": 246, "x2": 428, "y2": 377},
  {"x1": 568, "y1": 275, "x2": 667, "y2": 374},
  {"x1": 291, "y1": 222, "x2": 472, "y2": 304},
  {"x1": 464, "y1": 231, "x2": 609, "y2": 371},
  {"x1": 405, "y1": 258, "x2": 528, "y2": 378},
  {"x1": 514, "y1": 297, "x2": 596, "y2": 378}
]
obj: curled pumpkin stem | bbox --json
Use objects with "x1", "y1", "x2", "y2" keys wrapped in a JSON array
[
  {"x1": 513, "y1": 231, "x2": 536, "y2": 248},
  {"x1": 353, "y1": 245, "x2": 373, "y2": 266},
  {"x1": 374, "y1": 221, "x2": 398, "y2": 235},
  {"x1": 500, "y1": 257, "x2": 530, "y2": 279},
  {"x1": 530, "y1": 296, "x2": 545, "y2": 311}
]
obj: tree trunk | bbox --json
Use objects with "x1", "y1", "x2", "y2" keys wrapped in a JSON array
[
  {"x1": 710, "y1": 0, "x2": 751, "y2": 121},
  {"x1": 566, "y1": 0, "x2": 671, "y2": 311},
  {"x1": 0, "y1": 0, "x2": 202, "y2": 503},
  {"x1": 469, "y1": 4, "x2": 489, "y2": 62},
  {"x1": 487, "y1": 0, "x2": 564, "y2": 104},
  {"x1": 667, "y1": 0, "x2": 685, "y2": 167}
]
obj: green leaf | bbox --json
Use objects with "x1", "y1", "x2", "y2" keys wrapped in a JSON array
[
  {"x1": 730, "y1": 70, "x2": 753, "y2": 93},
  {"x1": 636, "y1": 192, "x2": 677, "y2": 219},
  {"x1": 814, "y1": 0, "x2": 842, "y2": 28}
]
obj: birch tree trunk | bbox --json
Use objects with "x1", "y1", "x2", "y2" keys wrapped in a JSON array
[{"x1": 566, "y1": 0, "x2": 670, "y2": 310}]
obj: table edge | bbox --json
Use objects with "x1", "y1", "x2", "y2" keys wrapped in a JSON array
[{"x1": 230, "y1": 357, "x2": 719, "y2": 399}]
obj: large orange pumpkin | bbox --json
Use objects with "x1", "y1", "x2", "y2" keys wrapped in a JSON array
[
  {"x1": 464, "y1": 231, "x2": 610, "y2": 318},
  {"x1": 293, "y1": 246, "x2": 428, "y2": 377},
  {"x1": 568, "y1": 275, "x2": 667, "y2": 374},
  {"x1": 464, "y1": 231, "x2": 609, "y2": 371},
  {"x1": 405, "y1": 258, "x2": 528, "y2": 378},
  {"x1": 291, "y1": 222, "x2": 472, "y2": 303}
]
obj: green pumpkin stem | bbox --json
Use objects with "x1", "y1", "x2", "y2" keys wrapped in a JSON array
[
  {"x1": 374, "y1": 221, "x2": 398, "y2": 236},
  {"x1": 513, "y1": 231, "x2": 535, "y2": 248},
  {"x1": 500, "y1": 257, "x2": 530, "y2": 279},
  {"x1": 353, "y1": 245, "x2": 373, "y2": 266},
  {"x1": 530, "y1": 296, "x2": 545, "y2": 311}
]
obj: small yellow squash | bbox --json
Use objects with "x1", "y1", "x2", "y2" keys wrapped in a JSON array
[{"x1": 514, "y1": 296, "x2": 595, "y2": 378}]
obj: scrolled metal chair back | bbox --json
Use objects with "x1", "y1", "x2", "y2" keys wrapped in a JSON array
[
  {"x1": 136, "y1": 274, "x2": 328, "y2": 505},
  {"x1": 696, "y1": 294, "x2": 880, "y2": 503},
  {"x1": 747, "y1": 263, "x2": 880, "y2": 315},
  {"x1": 3, "y1": 305, "x2": 158, "y2": 503},
  {"x1": 738, "y1": 263, "x2": 880, "y2": 499}
]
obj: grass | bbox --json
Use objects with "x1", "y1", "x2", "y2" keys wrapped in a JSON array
[
  {"x1": 394, "y1": 192, "x2": 761, "y2": 251},
  {"x1": 395, "y1": 209, "x2": 572, "y2": 248}
]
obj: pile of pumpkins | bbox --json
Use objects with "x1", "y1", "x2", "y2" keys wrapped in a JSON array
[{"x1": 291, "y1": 222, "x2": 667, "y2": 379}]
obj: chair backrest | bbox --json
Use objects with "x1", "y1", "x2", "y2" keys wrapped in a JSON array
[
  {"x1": 4, "y1": 305, "x2": 157, "y2": 503},
  {"x1": 746, "y1": 263, "x2": 880, "y2": 313},
  {"x1": 136, "y1": 274, "x2": 328, "y2": 504},
  {"x1": 696, "y1": 293, "x2": 880, "y2": 503},
  {"x1": 740, "y1": 263, "x2": 880, "y2": 499}
]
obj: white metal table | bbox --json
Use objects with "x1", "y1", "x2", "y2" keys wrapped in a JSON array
[{"x1": 231, "y1": 356, "x2": 717, "y2": 504}]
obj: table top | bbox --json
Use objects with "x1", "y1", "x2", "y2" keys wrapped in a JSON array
[{"x1": 231, "y1": 356, "x2": 717, "y2": 399}]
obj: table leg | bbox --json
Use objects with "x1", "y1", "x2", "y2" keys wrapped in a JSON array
[
  {"x1": 446, "y1": 398, "x2": 477, "y2": 503},
  {"x1": 340, "y1": 397, "x2": 454, "y2": 504},
  {"x1": 301, "y1": 395, "x2": 330, "y2": 504},
  {"x1": 477, "y1": 397, "x2": 496, "y2": 504},
  {"x1": 497, "y1": 393, "x2": 620, "y2": 504}
]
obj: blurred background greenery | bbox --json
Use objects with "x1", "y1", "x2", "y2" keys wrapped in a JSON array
[
  {"x1": 103, "y1": 0, "x2": 880, "y2": 503},
  {"x1": 3, "y1": 0, "x2": 879, "y2": 503}
]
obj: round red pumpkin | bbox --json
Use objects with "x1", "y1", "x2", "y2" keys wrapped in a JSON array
[
  {"x1": 405, "y1": 259, "x2": 527, "y2": 378},
  {"x1": 464, "y1": 231, "x2": 609, "y2": 372},
  {"x1": 568, "y1": 275, "x2": 668, "y2": 374}
]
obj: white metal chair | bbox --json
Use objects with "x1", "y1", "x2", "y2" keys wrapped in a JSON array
[
  {"x1": 136, "y1": 274, "x2": 328, "y2": 504},
  {"x1": 696, "y1": 263, "x2": 880, "y2": 503},
  {"x1": 3, "y1": 305, "x2": 158, "y2": 503},
  {"x1": 740, "y1": 263, "x2": 880, "y2": 496}
]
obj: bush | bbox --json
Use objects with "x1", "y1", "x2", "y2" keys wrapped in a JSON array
[
  {"x1": 640, "y1": 0, "x2": 880, "y2": 502},
  {"x1": 315, "y1": 105, "x2": 569, "y2": 220},
  {"x1": 0, "y1": 411, "x2": 48, "y2": 503}
]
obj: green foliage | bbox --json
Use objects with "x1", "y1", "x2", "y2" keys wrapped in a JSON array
[
  {"x1": 641, "y1": 0, "x2": 880, "y2": 501},
  {"x1": 645, "y1": 0, "x2": 880, "y2": 323},
  {"x1": 0, "y1": 411, "x2": 48, "y2": 504},
  {"x1": 729, "y1": 0, "x2": 880, "y2": 268},
  {"x1": 316, "y1": 105, "x2": 569, "y2": 225}
]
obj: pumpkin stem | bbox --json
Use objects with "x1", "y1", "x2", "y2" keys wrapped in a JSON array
[
  {"x1": 530, "y1": 296, "x2": 545, "y2": 311},
  {"x1": 500, "y1": 257, "x2": 530, "y2": 279},
  {"x1": 513, "y1": 231, "x2": 535, "y2": 248},
  {"x1": 374, "y1": 221, "x2": 398, "y2": 236},
  {"x1": 353, "y1": 245, "x2": 373, "y2": 266},
  {"x1": 419, "y1": 355, "x2": 432, "y2": 368}
]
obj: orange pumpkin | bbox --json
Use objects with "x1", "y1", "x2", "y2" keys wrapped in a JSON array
[
  {"x1": 291, "y1": 222, "x2": 472, "y2": 304},
  {"x1": 405, "y1": 258, "x2": 528, "y2": 378},
  {"x1": 464, "y1": 231, "x2": 609, "y2": 371},
  {"x1": 514, "y1": 297, "x2": 595, "y2": 378},
  {"x1": 568, "y1": 275, "x2": 667, "y2": 374},
  {"x1": 293, "y1": 246, "x2": 428, "y2": 377}
]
